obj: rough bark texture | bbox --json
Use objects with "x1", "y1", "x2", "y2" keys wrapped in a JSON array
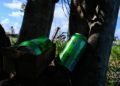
[
  {"x1": 18, "y1": 0, "x2": 57, "y2": 43},
  {"x1": 69, "y1": 0, "x2": 120, "y2": 86},
  {"x1": 1, "y1": 0, "x2": 119, "y2": 85}
]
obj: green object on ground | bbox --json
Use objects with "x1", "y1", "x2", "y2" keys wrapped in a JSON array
[
  {"x1": 19, "y1": 37, "x2": 53, "y2": 55},
  {"x1": 16, "y1": 37, "x2": 55, "y2": 78},
  {"x1": 59, "y1": 33, "x2": 87, "y2": 71},
  {"x1": 3, "y1": 37, "x2": 55, "y2": 79}
]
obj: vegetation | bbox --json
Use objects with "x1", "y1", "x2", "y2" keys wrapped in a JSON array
[
  {"x1": 55, "y1": 39, "x2": 120, "y2": 86},
  {"x1": 9, "y1": 34, "x2": 120, "y2": 86},
  {"x1": 53, "y1": 36, "x2": 120, "y2": 86},
  {"x1": 17, "y1": 0, "x2": 119, "y2": 85},
  {"x1": 9, "y1": 37, "x2": 17, "y2": 45},
  {"x1": 107, "y1": 44, "x2": 120, "y2": 86},
  {"x1": 55, "y1": 39, "x2": 67, "y2": 56}
]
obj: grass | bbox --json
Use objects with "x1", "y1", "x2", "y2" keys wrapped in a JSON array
[
  {"x1": 9, "y1": 37, "x2": 17, "y2": 45},
  {"x1": 9, "y1": 36, "x2": 120, "y2": 85},
  {"x1": 107, "y1": 45, "x2": 120, "y2": 86}
]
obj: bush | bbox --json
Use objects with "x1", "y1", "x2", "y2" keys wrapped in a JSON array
[
  {"x1": 55, "y1": 39, "x2": 67, "y2": 56},
  {"x1": 107, "y1": 45, "x2": 120, "y2": 86}
]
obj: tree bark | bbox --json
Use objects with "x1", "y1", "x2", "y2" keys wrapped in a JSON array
[
  {"x1": 69, "y1": 0, "x2": 120, "y2": 86},
  {"x1": 18, "y1": 0, "x2": 58, "y2": 43},
  {"x1": 0, "y1": 24, "x2": 11, "y2": 80}
]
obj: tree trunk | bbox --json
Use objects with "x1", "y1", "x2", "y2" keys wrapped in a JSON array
[
  {"x1": 18, "y1": 0, "x2": 58, "y2": 43},
  {"x1": 0, "y1": 24, "x2": 11, "y2": 80},
  {"x1": 69, "y1": 0, "x2": 120, "y2": 86}
]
